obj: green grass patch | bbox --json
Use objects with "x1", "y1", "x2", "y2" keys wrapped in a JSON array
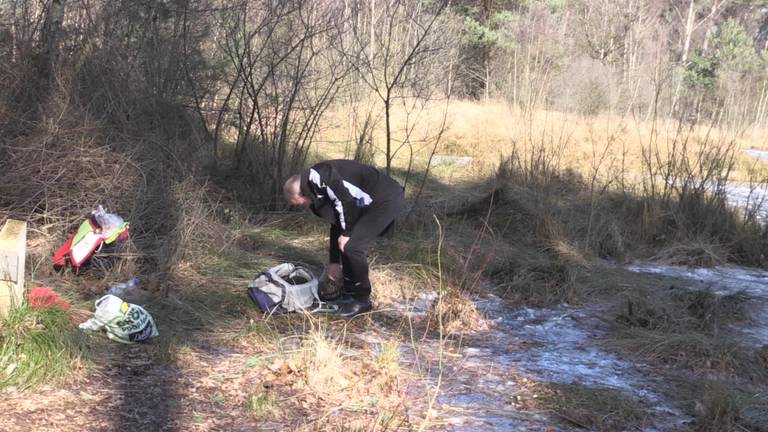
[
  {"x1": 246, "y1": 391, "x2": 282, "y2": 417},
  {"x1": 209, "y1": 391, "x2": 226, "y2": 405},
  {"x1": 191, "y1": 411, "x2": 206, "y2": 423},
  {"x1": 348, "y1": 396, "x2": 380, "y2": 412},
  {"x1": 374, "y1": 226, "x2": 440, "y2": 268},
  {"x1": 195, "y1": 242, "x2": 272, "y2": 280},
  {"x1": 238, "y1": 319, "x2": 280, "y2": 346},
  {"x1": 0, "y1": 305, "x2": 87, "y2": 389},
  {"x1": 149, "y1": 287, "x2": 255, "y2": 333},
  {"x1": 195, "y1": 224, "x2": 328, "y2": 282},
  {"x1": 245, "y1": 355, "x2": 271, "y2": 369},
  {"x1": 244, "y1": 319, "x2": 273, "y2": 337}
]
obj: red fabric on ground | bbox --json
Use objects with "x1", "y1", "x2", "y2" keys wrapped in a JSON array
[
  {"x1": 28, "y1": 287, "x2": 73, "y2": 310},
  {"x1": 28, "y1": 287, "x2": 89, "y2": 324}
]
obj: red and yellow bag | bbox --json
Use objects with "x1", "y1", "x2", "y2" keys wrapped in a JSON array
[{"x1": 52, "y1": 207, "x2": 129, "y2": 274}]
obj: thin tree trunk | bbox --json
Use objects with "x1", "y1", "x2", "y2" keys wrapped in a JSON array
[
  {"x1": 369, "y1": 0, "x2": 375, "y2": 59},
  {"x1": 38, "y1": 0, "x2": 65, "y2": 80},
  {"x1": 753, "y1": 80, "x2": 768, "y2": 129},
  {"x1": 671, "y1": 0, "x2": 696, "y2": 117},
  {"x1": 485, "y1": 53, "x2": 490, "y2": 102},
  {"x1": 385, "y1": 94, "x2": 392, "y2": 175},
  {"x1": 681, "y1": 0, "x2": 696, "y2": 65}
]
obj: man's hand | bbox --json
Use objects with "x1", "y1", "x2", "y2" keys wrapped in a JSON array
[
  {"x1": 338, "y1": 235, "x2": 350, "y2": 253},
  {"x1": 326, "y1": 263, "x2": 342, "y2": 283}
]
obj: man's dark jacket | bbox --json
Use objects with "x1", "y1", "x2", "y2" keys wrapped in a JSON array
[{"x1": 299, "y1": 160, "x2": 404, "y2": 262}]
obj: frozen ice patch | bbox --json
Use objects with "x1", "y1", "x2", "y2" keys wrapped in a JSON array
[
  {"x1": 723, "y1": 182, "x2": 768, "y2": 221},
  {"x1": 430, "y1": 298, "x2": 686, "y2": 430},
  {"x1": 378, "y1": 292, "x2": 688, "y2": 430},
  {"x1": 495, "y1": 305, "x2": 655, "y2": 394},
  {"x1": 744, "y1": 148, "x2": 768, "y2": 161},
  {"x1": 390, "y1": 291, "x2": 438, "y2": 316}
]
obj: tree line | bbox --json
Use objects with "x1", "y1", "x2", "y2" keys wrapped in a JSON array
[{"x1": 2, "y1": 0, "x2": 768, "y2": 206}]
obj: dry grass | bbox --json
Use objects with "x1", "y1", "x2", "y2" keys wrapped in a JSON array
[
  {"x1": 245, "y1": 390, "x2": 282, "y2": 418},
  {"x1": 317, "y1": 99, "x2": 768, "y2": 183},
  {"x1": 0, "y1": 60, "x2": 217, "y2": 294},
  {"x1": 375, "y1": 339, "x2": 401, "y2": 380},
  {"x1": 369, "y1": 264, "x2": 436, "y2": 306},
  {"x1": 665, "y1": 379, "x2": 768, "y2": 432},
  {"x1": 607, "y1": 284, "x2": 766, "y2": 380},
  {"x1": 535, "y1": 383, "x2": 650, "y2": 431},
  {"x1": 144, "y1": 258, "x2": 419, "y2": 430},
  {"x1": 299, "y1": 327, "x2": 350, "y2": 399},
  {"x1": 385, "y1": 113, "x2": 768, "y2": 431},
  {"x1": 427, "y1": 288, "x2": 486, "y2": 335},
  {"x1": 650, "y1": 239, "x2": 731, "y2": 267},
  {"x1": 5, "y1": 54, "x2": 768, "y2": 430}
]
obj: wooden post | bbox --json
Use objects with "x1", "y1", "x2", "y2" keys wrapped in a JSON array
[{"x1": 0, "y1": 219, "x2": 27, "y2": 317}]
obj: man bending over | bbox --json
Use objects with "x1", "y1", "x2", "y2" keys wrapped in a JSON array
[{"x1": 283, "y1": 160, "x2": 406, "y2": 318}]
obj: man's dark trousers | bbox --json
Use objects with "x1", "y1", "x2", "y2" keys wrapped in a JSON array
[{"x1": 332, "y1": 190, "x2": 405, "y2": 300}]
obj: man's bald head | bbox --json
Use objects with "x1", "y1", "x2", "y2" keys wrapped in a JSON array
[{"x1": 283, "y1": 174, "x2": 311, "y2": 207}]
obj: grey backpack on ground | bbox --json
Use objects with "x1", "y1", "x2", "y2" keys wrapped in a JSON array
[{"x1": 247, "y1": 263, "x2": 321, "y2": 314}]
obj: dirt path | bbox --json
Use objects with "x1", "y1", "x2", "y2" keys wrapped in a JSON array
[{"x1": 0, "y1": 339, "x2": 280, "y2": 431}]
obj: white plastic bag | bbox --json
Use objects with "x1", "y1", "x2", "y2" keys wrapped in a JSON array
[
  {"x1": 92, "y1": 205, "x2": 125, "y2": 239},
  {"x1": 79, "y1": 294, "x2": 159, "y2": 344}
]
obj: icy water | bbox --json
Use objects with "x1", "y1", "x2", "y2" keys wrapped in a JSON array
[
  {"x1": 744, "y1": 148, "x2": 768, "y2": 161},
  {"x1": 371, "y1": 262, "x2": 768, "y2": 430},
  {"x1": 723, "y1": 182, "x2": 768, "y2": 221},
  {"x1": 364, "y1": 294, "x2": 688, "y2": 431},
  {"x1": 429, "y1": 299, "x2": 686, "y2": 431},
  {"x1": 732, "y1": 149, "x2": 768, "y2": 220}
]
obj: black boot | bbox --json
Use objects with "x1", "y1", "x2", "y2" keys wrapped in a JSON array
[
  {"x1": 337, "y1": 297, "x2": 372, "y2": 318},
  {"x1": 332, "y1": 285, "x2": 357, "y2": 304},
  {"x1": 314, "y1": 288, "x2": 356, "y2": 314}
]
